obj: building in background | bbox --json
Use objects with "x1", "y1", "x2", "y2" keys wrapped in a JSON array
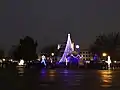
[{"x1": 80, "y1": 49, "x2": 92, "y2": 61}]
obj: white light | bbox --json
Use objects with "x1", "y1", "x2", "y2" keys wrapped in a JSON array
[
  {"x1": 65, "y1": 58, "x2": 68, "y2": 66},
  {"x1": 37, "y1": 59, "x2": 40, "y2": 61},
  {"x1": 80, "y1": 55, "x2": 83, "y2": 58},
  {"x1": 68, "y1": 34, "x2": 70, "y2": 36},
  {"x1": 18, "y1": 59, "x2": 24, "y2": 66},
  {"x1": 42, "y1": 55, "x2": 46, "y2": 60},
  {"x1": 81, "y1": 55, "x2": 84, "y2": 57},
  {"x1": 0, "y1": 59, "x2": 2, "y2": 63},
  {"x1": 105, "y1": 61, "x2": 108, "y2": 63},
  {"x1": 51, "y1": 53, "x2": 54, "y2": 56},
  {"x1": 10, "y1": 59, "x2": 13, "y2": 62},
  {"x1": 114, "y1": 61, "x2": 116, "y2": 63},
  {"x1": 107, "y1": 56, "x2": 111, "y2": 64},
  {"x1": 41, "y1": 55, "x2": 46, "y2": 66},
  {"x1": 76, "y1": 45, "x2": 79, "y2": 49},
  {"x1": 50, "y1": 58, "x2": 53, "y2": 63},
  {"x1": 57, "y1": 44, "x2": 61, "y2": 49},
  {"x1": 86, "y1": 61, "x2": 90, "y2": 63},
  {"x1": 3, "y1": 59, "x2": 5, "y2": 61},
  {"x1": 107, "y1": 56, "x2": 111, "y2": 69}
]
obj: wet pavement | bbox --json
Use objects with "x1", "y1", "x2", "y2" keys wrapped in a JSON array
[{"x1": 0, "y1": 67, "x2": 120, "y2": 90}]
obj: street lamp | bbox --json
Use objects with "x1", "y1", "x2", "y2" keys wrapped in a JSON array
[
  {"x1": 75, "y1": 45, "x2": 79, "y2": 49},
  {"x1": 51, "y1": 53, "x2": 55, "y2": 63},
  {"x1": 51, "y1": 53, "x2": 54, "y2": 56},
  {"x1": 102, "y1": 53, "x2": 107, "y2": 57},
  {"x1": 102, "y1": 52, "x2": 107, "y2": 62},
  {"x1": 2, "y1": 59, "x2": 5, "y2": 61},
  {"x1": 75, "y1": 45, "x2": 80, "y2": 54}
]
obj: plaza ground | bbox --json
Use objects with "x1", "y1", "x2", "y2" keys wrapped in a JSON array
[{"x1": 0, "y1": 66, "x2": 120, "y2": 90}]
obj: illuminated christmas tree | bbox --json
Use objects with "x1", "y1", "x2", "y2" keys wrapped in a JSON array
[{"x1": 59, "y1": 34, "x2": 74, "y2": 64}]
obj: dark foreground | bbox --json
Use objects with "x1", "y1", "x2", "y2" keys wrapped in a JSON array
[{"x1": 0, "y1": 67, "x2": 120, "y2": 90}]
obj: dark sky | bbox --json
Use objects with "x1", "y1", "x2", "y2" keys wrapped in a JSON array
[{"x1": 0, "y1": 0, "x2": 120, "y2": 53}]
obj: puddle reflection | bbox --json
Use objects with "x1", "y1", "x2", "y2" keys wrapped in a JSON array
[
  {"x1": 0, "y1": 64, "x2": 6, "y2": 68},
  {"x1": 40, "y1": 69, "x2": 56, "y2": 81},
  {"x1": 98, "y1": 70, "x2": 113, "y2": 87},
  {"x1": 41, "y1": 69, "x2": 46, "y2": 75},
  {"x1": 48, "y1": 70, "x2": 56, "y2": 81},
  {"x1": 63, "y1": 70, "x2": 69, "y2": 76},
  {"x1": 16, "y1": 66, "x2": 25, "y2": 76}
]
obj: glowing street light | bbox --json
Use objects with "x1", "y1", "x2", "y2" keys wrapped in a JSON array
[
  {"x1": 18, "y1": 59, "x2": 24, "y2": 66},
  {"x1": 3, "y1": 59, "x2": 5, "y2": 61},
  {"x1": 102, "y1": 53, "x2": 107, "y2": 57},
  {"x1": 51, "y1": 53, "x2": 54, "y2": 56},
  {"x1": 75, "y1": 45, "x2": 79, "y2": 49}
]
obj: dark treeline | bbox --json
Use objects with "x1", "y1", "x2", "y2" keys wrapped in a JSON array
[
  {"x1": 8, "y1": 36, "x2": 38, "y2": 61},
  {"x1": 0, "y1": 49, "x2": 4, "y2": 59},
  {"x1": 90, "y1": 32, "x2": 120, "y2": 61},
  {"x1": 40, "y1": 44, "x2": 59, "y2": 56},
  {"x1": 0, "y1": 32, "x2": 120, "y2": 61}
]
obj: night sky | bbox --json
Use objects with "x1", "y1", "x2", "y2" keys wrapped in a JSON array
[{"x1": 0, "y1": 0, "x2": 120, "y2": 53}]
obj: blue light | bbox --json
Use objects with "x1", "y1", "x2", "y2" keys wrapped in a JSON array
[
  {"x1": 41, "y1": 55, "x2": 46, "y2": 66},
  {"x1": 93, "y1": 54, "x2": 98, "y2": 61},
  {"x1": 41, "y1": 69, "x2": 46, "y2": 74}
]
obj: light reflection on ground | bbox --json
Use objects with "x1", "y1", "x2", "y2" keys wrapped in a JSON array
[
  {"x1": 38, "y1": 69, "x2": 120, "y2": 89},
  {"x1": 98, "y1": 70, "x2": 113, "y2": 87},
  {"x1": 16, "y1": 66, "x2": 25, "y2": 76},
  {"x1": 0, "y1": 67, "x2": 120, "y2": 90}
]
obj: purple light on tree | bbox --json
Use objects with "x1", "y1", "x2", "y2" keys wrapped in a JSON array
[{"x1": 59, "y1": 34, "x2": 73, "y2": 63}]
